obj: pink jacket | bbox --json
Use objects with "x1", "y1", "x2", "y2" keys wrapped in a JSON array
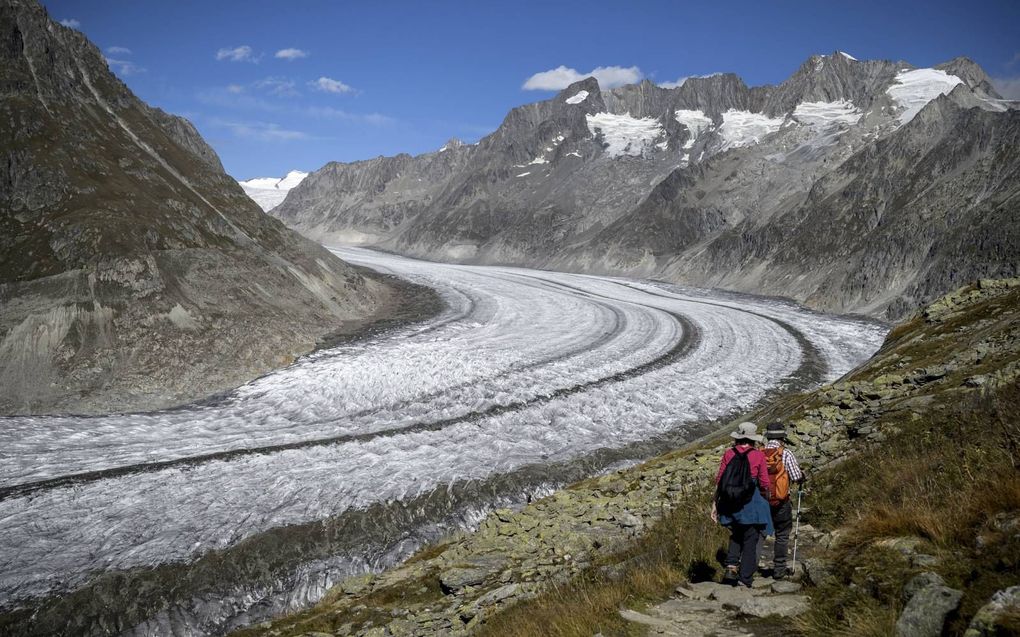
[{"x1": 716, "y1": 444, "x2": 771, "y2": 496}]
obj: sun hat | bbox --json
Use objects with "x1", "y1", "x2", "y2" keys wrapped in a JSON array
[
  {"x1": 730, "y1": 421, "x2": 763, "y2": 443},
  {"x1": 765, "y1": 422, "x2": 787, "y2": 439}
]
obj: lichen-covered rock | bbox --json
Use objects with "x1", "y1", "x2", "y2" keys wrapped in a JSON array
[
  {"x1": 896, "y1": 575, "x2": 963, "y2": 637},
  {"x1": 964, "y1": 586, "x2": 1020, "y2": 636}
]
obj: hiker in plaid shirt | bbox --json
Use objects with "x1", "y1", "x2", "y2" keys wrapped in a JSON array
[{"x1": 763, "y1": 422, "x2": 805, "y2": 579}]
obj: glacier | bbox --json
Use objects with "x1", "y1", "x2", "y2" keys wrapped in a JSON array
[{"x1": 0, "y1": 248, "x2": 887, "y2": 631}]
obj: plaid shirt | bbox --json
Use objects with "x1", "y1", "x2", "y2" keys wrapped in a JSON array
[{"x1": 765, "y1": 440, "x2": 804, "y2": 482}]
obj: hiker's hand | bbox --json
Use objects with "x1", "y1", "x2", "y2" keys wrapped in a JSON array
[{"x1": 710, "y1": 502, "x2": 718, "y2": 523}]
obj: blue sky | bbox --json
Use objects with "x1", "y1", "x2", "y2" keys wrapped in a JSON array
[{"x1": 44, "y1": 0, "x2": 1020, "y2": 180}]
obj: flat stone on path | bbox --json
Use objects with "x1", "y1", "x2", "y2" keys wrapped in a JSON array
[
  {"x1": 738, "y1": 594, "x2": 811, "y2": 618},
  {"x1": 771, "y1": 580, "x2": 803, "y2": 594}
]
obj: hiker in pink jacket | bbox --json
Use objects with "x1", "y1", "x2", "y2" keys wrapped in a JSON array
[{"x1": 712, "y1": 422, "x2": 774, "y2": 588}]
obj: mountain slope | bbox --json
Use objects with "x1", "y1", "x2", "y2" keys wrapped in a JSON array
[
  {"x1": 273, "y1": 52, "x2": 1019, "y2": 320},
  {"x1": 0, "y1": 0, "x2": 406, "y2": 414}
]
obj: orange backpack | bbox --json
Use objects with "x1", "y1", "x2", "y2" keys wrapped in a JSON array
[{"x1": 764, "y1": 445, "x2": 790, "y2": 506}]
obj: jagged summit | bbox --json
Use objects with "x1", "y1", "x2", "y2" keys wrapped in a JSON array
[{"x1": 271, "y1": 47, "x2": 1018, "y2": 321}]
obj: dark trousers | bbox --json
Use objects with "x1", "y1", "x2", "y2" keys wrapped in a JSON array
[
  {"x1": 726, "y1": 523, "x2": 764, "y2": 587},
  {"x1": 771, "y1": 499, "x2": 794, "y2": 567}
]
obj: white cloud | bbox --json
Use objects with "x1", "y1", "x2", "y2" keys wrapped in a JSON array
[
  {"x1": 105, "y1": 58, "x2": 145, "y2": 76},
  {"x1": 310, "y1": 76, "x2": 355, "y2": 94},
  {"x1": 253, "y1": 76, "x2": 299, "y2": 97},
  {"x1": 275, "y1": 48, "x2": 308, "y2": 61},
  {"x1": 303, "y1": 106, "x2": 393, "y2": 125},
  {"x1": 522, "y1": 65, "x2": 643, "y2": 91},
  {"x1": 106, "y1": 46, "x2": 132, "y2": 55},
  {"x1": 992, "y1": 77, "x2": 1020, "y2": 100},
  {"x1": 59, "y1": 18, "x2": 80, "y2": 28},
  {"x1": 658, "y1": 73, "x2": 723, "y2": 89},
  {"x1": 216, "y1": 45, "x2": 256, "y2": 63},
  {"x1": 213, "y1": 119, "x2": 309, "y2": 141},
  {"x1": 226, "y1": 84, "x2": 245, "y2": 94}
]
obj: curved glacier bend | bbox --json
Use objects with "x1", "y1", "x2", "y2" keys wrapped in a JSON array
[{"x1": 0, "y1": 247, "x2": 888, "y2": 629}]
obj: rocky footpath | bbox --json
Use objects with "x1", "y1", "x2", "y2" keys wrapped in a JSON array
[{"x1": 238, "y1": 280, "x2": 1020, "y2": 637}]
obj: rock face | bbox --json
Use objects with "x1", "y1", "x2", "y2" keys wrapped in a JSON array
[
  {"x1": 0, "y1": 0, "x2": 401, "y2": 414},
  {"x1": 274, "y1": 52, "x2": 1019, "y2": 320}
]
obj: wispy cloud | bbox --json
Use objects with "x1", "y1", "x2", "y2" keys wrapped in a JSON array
[
  {"x1": 197, "y1": 87, "x2": 394, "y2": 126},
  {"x1": 59, "y1": 18, "x2": 80, "y2": 28},
  {"x1": 105, "y1": 58, "x2": 146, "y2": 76},
  {"x1": 303, "y1": 106, "x2": 393, "y2": 126},
  {"x1": 275, "y1": 48, "x2": 309, "y2": 61},
  {"x1": 991, "y1": 77, "x2": 1020, "y2": 100},
  {"x1": 658, "y1": 73, "x2": 723, "y2": 89},
  {"x1": 106, "y1": 46, "x2": 132, "y2": 55},
  {"x1": 197, "y1": 87, "x2": 283, "y2": 112},
  {"x1": 310, "y1": 76, "x2": 356, "y2": 94},
  {"x1": 253, "y1": 76, "x2": 300, "y2": 97},
  {"x1": 1007, "y1": 52, "x2": 1020, "y2": 69},
  {"x1": 215, "y1": 45, "x2": 258, "y2": 63},
  {"x1": 522, "y1": 65, "x2": 643, "y2": 91},
  {"x1": 211, "y1": 118, "x2": 310, "y2": 141}
]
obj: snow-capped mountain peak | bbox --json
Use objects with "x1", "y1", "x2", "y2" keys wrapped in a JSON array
[{"x1": 238, "y1": 170, "x2": 308, "y2": 211}]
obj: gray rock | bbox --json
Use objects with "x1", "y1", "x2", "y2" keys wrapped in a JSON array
[
  {"x1": 965, "y1": 586, "x2": 1020, "y2": 636},
  {"x1": 896, "y1": 581, "x2": 963, "y2": 637},
  {"x1": 711, "y1": 585, "x2": 757, "y2": 608},
  {"x1": 738, "y1": 594, "x2": 811, "y2": 618},
  {"x1": 771, "y1": 580, "x2": 803, "y2": 594},
  {"x1": 802, "y1": 557, "x2": 836, "y2": 586}
]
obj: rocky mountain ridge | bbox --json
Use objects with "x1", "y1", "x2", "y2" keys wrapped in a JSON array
[
  {"x1": 0, "y1": 0, "x2": 406, "y2": 414},
  {"x1": 274, "y1": 52, "x2": 1019, "y2": 320}
]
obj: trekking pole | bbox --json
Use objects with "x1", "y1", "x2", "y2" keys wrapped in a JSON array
[{"x1": 791, "y1": 488, "x2": 804, "y2": 572}]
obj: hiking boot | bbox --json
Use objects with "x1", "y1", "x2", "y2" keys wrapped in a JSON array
[
  {"x1": 773, "y1": 565, "x2": 788, "y2": 580},
  {"x1": 722, "y1": 565, "x2": 739, "y2": 584}
]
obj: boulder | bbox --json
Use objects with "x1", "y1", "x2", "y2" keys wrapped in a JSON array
[
  {"x1": 896, "y1": 575, "x2": 963, "y2": 637},
  {"x1": 964, "y1": 586, "x2": 1020, "y2": 637},
  {"x1": 802, "y1": 557, "x2": 836, "y2": 586}
]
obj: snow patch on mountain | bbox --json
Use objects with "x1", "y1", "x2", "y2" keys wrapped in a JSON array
[
  {"x1": 674, "y1": 109, "x2": 714, "y2": 149},
  {"x1": 565, "y1": 90, "x2": 589, "y2": 105},
  {"x1": 238, "y1": 170, "x2": 308, "y2": 211},
  {"x1": 793, "y1": 100, "x2": 863, "y2": 127},
  {"x1": 886, "y1": 68, "x2": 964, "y2": 124},
  {"x1": 838, "y1": 51, "x2": 857, "y2": 61},
  {"x1": 717, "y1": 110, "x2": 786, "y2": 151},
  {"x1": 586, "y1": 112, "x2": 665, "y2": 158}
]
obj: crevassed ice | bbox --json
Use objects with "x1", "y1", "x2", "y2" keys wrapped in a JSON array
[
  {"x1": 586, "y1": 112, "x2": 665, "y2": 158},
  {"x1": 717, "y1": 109, "x2": 786, "y2": 151},
  {"x1": 565, "y1": 90, "x2": 589, "y2": 105},
  {"x1": 792, "y1": 100, "x2": 863, "y2": 127},
  {"x1": 674, "y1": 109, "x2": 714, "y2": 150},
  {"x1": 886, "y1": 68, "x2": 963, "y2": 124},
  {"x1": 0, "y1": 248, "x2": 888, "y2": 607}
]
